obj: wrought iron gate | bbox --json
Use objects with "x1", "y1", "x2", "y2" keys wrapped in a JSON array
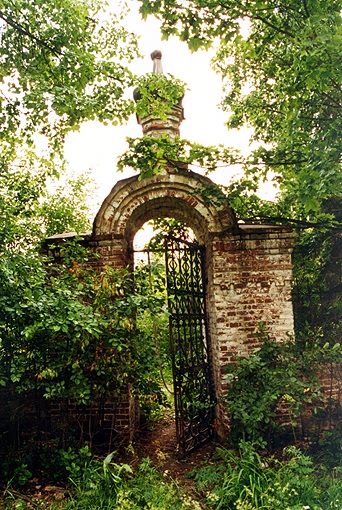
[{"x1": 164, "y1": 236, "x2": 215, "y2": 456}]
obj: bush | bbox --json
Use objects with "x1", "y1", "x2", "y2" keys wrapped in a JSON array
[{"x1": 225, "y1": 331, "x2": 320, "y2": 446}]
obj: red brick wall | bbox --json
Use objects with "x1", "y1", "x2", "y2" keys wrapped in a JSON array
[
  {"x1": 207, "y1": 226, "x2": 295, "y2": 434},
  {"x1": 48, "y1": 385, "x2": 137, "y2": 445}
]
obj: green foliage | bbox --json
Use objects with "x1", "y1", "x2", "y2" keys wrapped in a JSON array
[
  {"x1": 0, "y1": 148, "x2": 101, "y2": 406},
  {"x1": 4, "y1": 444, "x2": 342, "y2": 510},
  {"x1": 225, "y1": 326, "x2": 342, "y2": 449},
  {"x1": 0, "y1": 139, "x2": 94, "y2": 258},
  {"x1": 0, "y1": 155, "x2": 47, "y2": 248},
  {"x1": 0, "y1": 140, "x2": 172, "y2": 445},
  {"x1": 139, "y1": 0, "x2": 238, "y2": 50},
  {"x1": 293, "y1": 227, "x2": 342, "y2": 342},
  {"x1": 118, "y1": 135, "x2": 240, "y2": 179},
  {"x1": 134, "y1": 247, "x2": 173, "y2": 423},
  {"x1": 125, "y1": 458, "x2": 202, "y2": 510},
  {"x1": 9, "y1": 463, "x2": 32, "y2": 488},
  {"x1": 133, "y1": 0, "x2": 342, "y2": 344},
  {"x1": 225, "y1": 331, "x2": 321, "y2": 445},
  {"x1": 191, "y1": 442, "x2": 342, "y2": 510},
  {"x1": 0, "y1": 0, "x2": 138, "y2": 242},
  {"x1": 2, "y1": 454, "x2": 203, "y2": 510},
  {"x1": 135, "y1": 72, "x2": 186, "y2": 120},
  {"x1": 63, "y1": 447, "x2": 134, "y2": 506},
  {"x1": 190, "y1": 442, "x2": 273, "y2": 509},
  {"x1": 3, "y1": 444, "x2": 95, "y2": 488},
  {"x1": 224, "y1": 177, "x2": 282, "y2": 222},
  {"x1": 58, "y1": 445, "x2": 94, "y2": 484},
  {"x1": 40, "y1": 173, "x2": 94, "y2": 237},
  {"x1": 134, "y1": 262, "x2": 171, "y2": 424},
  {"x1": 144, "y1": 217, "x2": 194, "y2": 251},
  {"x1": 227, "y1": 2, "x2": 342, "y2": 217},
  {"x1": 0, "y1": 240, "x2": 169, "y2": 411},
  {"x1": 0, "y1": 0, "x2": 138, "y2": 152},
  {"x1": 139, "y1": 0, "x2": 342, "y2": 221},
  {"x1": 315, "y1": 429, "x2": 342, "y2": 467}
]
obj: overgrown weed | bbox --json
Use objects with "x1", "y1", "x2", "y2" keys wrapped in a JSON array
[
  {"x1": 190, "y1": 441, "x2": 342, "y2": 510},
  {"x1": 1, "y1": 452, "x2": 204, "y2": 510}
]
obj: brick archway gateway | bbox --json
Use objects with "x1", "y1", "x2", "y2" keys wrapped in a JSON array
[
  {"x1": 91, "y1": 166, "x2": 295, "y2": 443},
  {"x1": 93, "y1": 167, "x2": 238, "y2": 454}
]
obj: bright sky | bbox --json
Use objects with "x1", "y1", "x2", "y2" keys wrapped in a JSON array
[{"x1": 64, "y1": 0, "x2": 254, "y2": 213}]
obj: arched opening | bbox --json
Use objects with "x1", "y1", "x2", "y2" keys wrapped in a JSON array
[
  {"x1": 132, "y1": 219, "x2": 174, "y2": 430},
  {"x1": 132, "y1": 216, "x2": 215, "y2": 456},
  {"x1": 93, "y1": 170, "x2": 238, "y2": 451}
]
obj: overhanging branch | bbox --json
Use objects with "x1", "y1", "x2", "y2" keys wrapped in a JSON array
[{"x1": 0, "y1": 10, "x2": 60, "y2": 56}]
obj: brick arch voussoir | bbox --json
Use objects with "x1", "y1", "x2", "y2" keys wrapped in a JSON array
[{"x1": 93, "y1": 173, "x2": 236, "y2": 242}]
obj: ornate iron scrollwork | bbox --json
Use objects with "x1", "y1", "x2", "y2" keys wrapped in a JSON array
[{"x1": 165, "y1": 236, "x2": 215, "y2": 456}]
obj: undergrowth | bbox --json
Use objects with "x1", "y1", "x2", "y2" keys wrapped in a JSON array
[
  {"x1": 1, "y1": 449, "x2": 203, "y2": 510},
  {"x1": 189, "y1": 440, "x2": 342, "y2": 510},
  {"x1": 3, "y1": 439, "x2": 342, "y2": 510},
  {"x1": 4, "y1": 441, "x2": 342, "y2": 510},
  {"x1": 3, "y1": 333, "x2": 342, "y2": 510}
]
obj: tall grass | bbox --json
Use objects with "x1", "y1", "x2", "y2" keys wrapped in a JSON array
[{"x1": 190, "y1": 441, "x2": 342, "y2": 510}]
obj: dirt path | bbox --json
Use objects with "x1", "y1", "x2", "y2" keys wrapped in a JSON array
[{"x1": 134, "y1": 413, "x2": 217, "y2": 491}]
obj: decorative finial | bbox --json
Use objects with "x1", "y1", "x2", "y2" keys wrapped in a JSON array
[
  {"x1": 151, "y1": 50, "x2": 163, "y2": 74},
  {"x1": 133, "y1": 49, "x2": 185, "y2": 140}
]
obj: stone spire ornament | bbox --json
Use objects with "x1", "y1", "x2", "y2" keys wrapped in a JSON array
[
  {"x1": 133, "y1": 50, "x2": 185, "y2": 139},
  {"x1": 151, "y1": 49, "x2": 163, "y2": 74}
]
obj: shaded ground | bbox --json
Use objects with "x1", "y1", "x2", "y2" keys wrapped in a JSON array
[
  {"x1": 133, "y1": 412, "x2": 218, "y2": 492},
  {"x1": 1, "y1": 414, "x2": 218, "y2": 508}
]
